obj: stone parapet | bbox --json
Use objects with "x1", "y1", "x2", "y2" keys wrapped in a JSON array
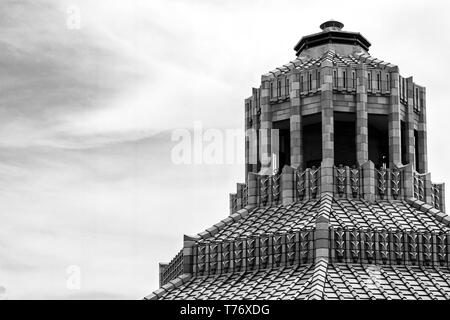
[
  {"x1": 192, "y1": 229, "x2": 314, "y2": 276},
  {"x1": 231, "y1": 162, "x2": 444, "y2": 214},
  {"x1": 329, "y1": 227, "x2": 450, "y2": 267},
  {"x1": 159, "y1": 249, "x2": 183, "y2": 287}
]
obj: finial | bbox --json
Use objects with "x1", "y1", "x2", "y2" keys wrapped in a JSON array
[{"x1": 320, "y1": 19, "x2": 344, "y2": 31}]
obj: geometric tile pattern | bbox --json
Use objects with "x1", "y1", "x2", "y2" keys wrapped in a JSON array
[
  {"x1": 154, "y1": 261, "x2": 450, "y2": 300},
  {"x1": 158, "y1": 264, "x2": 315, "y2": 300},
  {"x1": 329, "y1": 227, "x2": 450, "y2": 267},
  {"x1": 199, "y1": 199, "x2": 321, "y2": 243},
  {"x1": 150, "y1": 196, "x2": 450, "y2": 300},
  {"x1": 330, "y1": 199, "x2": 450, "y2": 232},
  {"x1": 203, "y1": 198, "x2": 449, "y2": 244},
  {"x1": 324, "y1": 263, "x2": 450, "y2": 300}
]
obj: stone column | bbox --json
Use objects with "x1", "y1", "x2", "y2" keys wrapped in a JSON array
[
  {"x1": 244, "y1": 97, "x2": 251, "y2": 181},
  {"x1": 405, "y1": 77, "x2": 416, "y2": 167},
  {"x1": 246, "y1": 172, "x2": 258, "y2": 208},
  {"x1": 281, "y1": 165, "x2": 295, "y2": 205},
  {"x1": 290, "y1": 72, "x2": 303, "y2": 169},
  {"x1": 245, "y1": 89, "x2": 260, "y2": 178},
  {"x1": 246, "y1": 127, "x2": 258, "y2": 180},
  {"x1": 236, "y1": 183, "x2": 244, "y2": 209},
  {"x1": 388, "y1": 68, "x2": 402, "y2": 167},
  {"x1": 423, "y1": 172, "x2": 432, "y2": 204},
  {"x1": 159, "y1": 263, "x2": 168, "y2": 287},
  {"x1": 271, "y1": 128, "x2": 279, "y2": 173},
  {"x1": 417, "y1": 86, "x2": 428, "y2": 173},
  {"x1": 183, "y1": 235, "x2": 199, "y2": 274},
  {"x1": 356, "y1": 63, "x2": 368, "y2": 165},
  {"x1": 361, "y1": 160, "x2": 376, "y2": 202},
  {"x1": 229, "y1": 193, "x2": 236, "y2": 214},
  {"x1": 402, "y1": 163, "x2": 414, "y2": 198},
  {"x1": 320, "y1": 60, "x2": 334, "y2": 193},
  {"x1": 314, "y1": 215, "x2": 330, "y2": 260},
  {"x1": 259, "y1": 79, "x2": 272, "y2": 175}
]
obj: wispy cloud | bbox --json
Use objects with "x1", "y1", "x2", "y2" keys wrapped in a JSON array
[{"x1": 0, "y1": 0, "x2": 449, "y2": 299}]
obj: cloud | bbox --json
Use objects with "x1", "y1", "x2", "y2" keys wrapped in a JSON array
[
  {"x1": 0, "y1": 0, "x2": 153, "y2": 148},
  {"x1": 1, "y1": 0, "x2": 449, "y2": 300}
]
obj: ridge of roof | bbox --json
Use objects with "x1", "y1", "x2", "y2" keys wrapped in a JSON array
[
  {"x1": 306, "y1": 258, "x2": 328, "y2": 300},
  {"x1": 352, "y1": 52, "x2": 398, "y2": 70},
  {"x1": 317, "y1": 192, "x2": 333, "y2": 221},
  {"x1": 406, "y1": 197, "x2": 450, "y2": 226}
]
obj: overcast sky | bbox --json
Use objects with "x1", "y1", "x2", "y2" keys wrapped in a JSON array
[{"x1": 1, "y1": 0, "x2": 449, "y2": 299}]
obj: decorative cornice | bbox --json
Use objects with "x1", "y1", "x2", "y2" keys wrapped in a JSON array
[
  {"x1": 294, "y1": 30, "x2": 371, "y2": 56},
  {"x1": 330, "y1": 226, "x2": 450, "y2": 267},
  {"x1": 192, "y1": 229, "x2": 314, "y2": 276},
  {"x1": 230, "y1": 162, "x2": 445, "y2": 215}
]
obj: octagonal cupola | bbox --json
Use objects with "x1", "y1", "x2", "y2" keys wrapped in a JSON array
[{"x1": 294, "y1": 19, "x2": 371, "y2": 57}]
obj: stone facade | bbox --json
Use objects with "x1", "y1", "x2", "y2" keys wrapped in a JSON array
[
  {"x1": 146, "y1": 21, "x2": 449, "y2": 300},
  {"x1": 232, "y1": 19, "x2": 443, "y2": 214}
]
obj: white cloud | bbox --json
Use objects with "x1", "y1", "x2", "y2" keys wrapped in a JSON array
[{"x1": 1, "y1": 0, "x2": 450, "y2": 299}]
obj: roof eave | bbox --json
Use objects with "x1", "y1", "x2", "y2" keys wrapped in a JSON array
[{"x1": 294, "y1": 31, "x2": 371, "y2": 55}]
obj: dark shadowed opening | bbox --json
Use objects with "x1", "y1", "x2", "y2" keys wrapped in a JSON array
[
  {"x1": 368, "y1": 114, "x2": 389, "y2": 168},
  {"x1": 414, "y1": 129, "x2": 420, "y2": 172},
  {"x1": 401, "y1": 120, "x2": 407, "y2": 165},
  {"x1": 302, "y1": 113, "x2": 322, "y2": 169},
  {"x1": 273, "y1": 119, "x2": 290, "y2": 170},
  {"x1": 334, "y1": 112, "x2": 356, "y2": 167}
]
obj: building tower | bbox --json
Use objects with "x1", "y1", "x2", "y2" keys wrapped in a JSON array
[{"x1": 146, "y1": 21, "x2": 450, "y2": 300}]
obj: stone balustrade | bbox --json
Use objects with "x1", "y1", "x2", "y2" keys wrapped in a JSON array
[
  {"x1": 191, "y1": 229, "x2": 314, "y2": 276},
  {"x1": 229, "y1": 160, "x2": 445, "y2": 214},
  {"x1": 330, "y1": 227, "x2": 450, "y2": 267},
  {"x1": 159, "y1": 249, "x2": 183, "y2": 286}
]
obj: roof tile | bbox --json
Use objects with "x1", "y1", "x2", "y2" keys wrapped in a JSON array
[
  {"x1": 156, "y1": 261, "x2": 450, "y2": 300},
  {"x1": 152, "y1": 194, "x2": 450, "y2": 300}
]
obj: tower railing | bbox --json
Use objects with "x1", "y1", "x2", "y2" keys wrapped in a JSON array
[
  {"x1": 191, "y1": 229, "x2": 314, "y2": 277},
  {"x1": 159, "y1": 249, "x2": 183, "y2": 286},
  {"x1": 329, "y1": 227, "x2": 450, "y2": 267},
  {"x1": 431, "y1": 183, "x2": 445, "y2": 212},
  {"x1": 230, "y1": 161, "x2": 445, "y2": 214}
]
